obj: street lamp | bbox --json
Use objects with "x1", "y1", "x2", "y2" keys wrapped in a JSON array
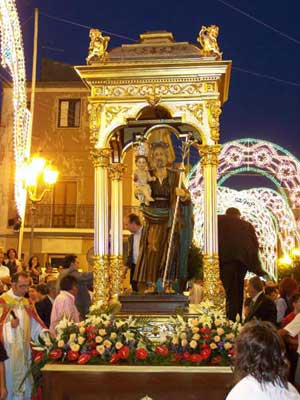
[{"x1": 20, "y1": 156, "x2": 59, "y2": 257}]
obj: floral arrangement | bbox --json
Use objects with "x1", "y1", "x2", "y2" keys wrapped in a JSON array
[{"x1": 31, "y1": 300, "x2": 241, "y2": 374}]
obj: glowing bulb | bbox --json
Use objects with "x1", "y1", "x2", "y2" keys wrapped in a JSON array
[
  {"x1": 43, "y1": 168, "x2": 58, "y2": 185},
  {"x1": 30, "y1": 156, "x2": 46, "y2": 173},
  {"x1": 278, "y1": 255, "x2": 292, "y2": 267},
  {"x1": 291, "y1": 248, "x2": 300, "y2": 258}
]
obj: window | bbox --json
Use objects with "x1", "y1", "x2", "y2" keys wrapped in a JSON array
[
  {"x1": 52, "y1": 181, "x2": 77, "y2": 228},
  {"x1": 58, "y1": 99, "x2": 81, "y2": 128}
]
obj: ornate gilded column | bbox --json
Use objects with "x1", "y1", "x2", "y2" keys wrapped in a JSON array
[
  {"x1": 90, "y1": 148, "x2": 111, "y2": 303},
  {"x1": 199, "y1": 144, "x2": 223, "y2": 304},
  {"x1": 109, "y1": 163, "x2": 125, "y2": 299}
]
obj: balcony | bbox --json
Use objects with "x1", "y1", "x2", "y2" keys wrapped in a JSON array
[{"x1": 24, "y1": 204, "x2": 139, "y2": 229}]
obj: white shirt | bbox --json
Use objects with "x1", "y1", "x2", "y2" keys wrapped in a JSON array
[
  {"x1": 133, "y1": 227, "x2": 142, "y2": 264},
  {"x1": 226, "y1": 375, "x2": 300, "y2": 400},
  {"x1": 252, "y1": 291, "x2": 264, "y2": 304},
  {"x1": 0, "y1": 264, "x2": 10, "y2": 278},
  {"x1": 284, "y1": 313, "x2": 300, "y2": 354}
]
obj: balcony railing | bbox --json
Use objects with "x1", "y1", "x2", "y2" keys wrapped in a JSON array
[{"x1": 24, "y1": 204, "x2": 139, "y2": 229}]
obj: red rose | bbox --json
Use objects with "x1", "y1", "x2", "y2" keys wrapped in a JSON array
[
  {"x1": 90, "y1": 349, "x2": 99, "y2": 357},
  {"x1": 88, "y1": 333, "x2": 96, "y2": 341},
  {"x1": 87, "y1": 341, "x2": 97, "y2": 349},
  {"x1": 229, "y1": 348, "x2": 235, "y2": 357},
  {"x1": 67, "y1": 350, "x2": 79, "y2": 361},
  {"x1": 33, "y1": 351, "x2": 44, "y2": 364},
  {"x1": 174, "y1": 353, "x2": 183, "y2": 361},
  {"x1": 110, "y1": 353, "x2": 121, "y2": 364},
  {"x1": 135, "y1": 348, "x2": 148, "y2": 360},
  {"x1": 200, "y1": 348, "x2": 211, "y2": 360},
  {"x1": 190, "y1": 354, "x2": 202, "y2": 363},
  {"x1": 78, "y1": 353, "x2": 91, "y2": 365},
  {"x1": 211, "y1": 355, "x2": 222, "y2": 365},
  {"x1": 49, "y1": 349, "x2": 63, "y2": 360},
  {"x1": 86, "y1": 326, "x2": 96, "y2": 333},
  {"x1": 200, "y1": 327, "x2": 211, "y2": 334},
  {"x1": 201, "y1": 343, "x2": 209, "y2": 349},
  {"x1": 155, "y1": 345, "x2": 169, "y2": 357},
  {"x1": 203, "y1": 335, "x2": 211, "y2": 341},
  {"x1": 119, "y1": 346, "x2": 130, "y2": 360},
  {"x1": 183, "y1": 352, "x2": 191, "y2": 361}
]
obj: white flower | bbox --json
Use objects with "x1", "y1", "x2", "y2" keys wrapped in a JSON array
[
  {"x1": 214, "y1": 319, "x2": 221, "y2": 327},
  {"x1": 226, "y1": 333, "x2": 234, "y2": 340},
  {"x1": 110, "y1": 332, "x2": 117, "y2": 340},
  {"x1": 57, "y1": 340, "x2": 65, "y2": 348},
  {"x1": 210, "y1": 343, "x2": 217, "y2": 349},
  {"x1": 217, "y1": 328, "x2": 224, "y2": 336},
  {"x1": 68, "y1": 333, "x2": 77, "y2": 344},
  {"x1": 172, "y1": 336, "x2": 179, "y2": 345},
  {"x1": 44, "y1": 334, "x2": 52, "y2": 347},
  {"x1": 180, "y1": 332, "x2": 187, "y2": 340},
  {"x1": 115, "y1": 342, "x2": 123, "y2": 350},
  {"x1": 78, "y1": 336, "x2": 85, "y2": 345},
  {"x1": 96, "y1": 345, "x2": 105, "y2": 354},
  {"x1": 70, "y1": 343, "x2": 80, "y2": 352},
  {"x1": 123, "y1": 331, "x2": 135, "y2": 342},
  {"x1": 115, "y1": 320, "x2": 126, "y2": 329},
  {"x1": 191, "y1": 319, "x2": 199, "y2": 327},
  {"x1": 79, "y1": 327, "x2": 86, "y2": 335},
  {"x1": 189, "y1": 340, "x2": 198, "y2": 349},
  {"x1": 192, "y1": 327, "x2": 199, "y2": 334},
  {"x1": 192, "y1": 334, "x2": 200, "y2": 341},
  {"x1": 104, "y1": 340, "x2": 112, "y2": 349},
  {"x1": 224, "y1": 342, "x2": 232, "y2": 350},
  {"x1": 95, "y1": 336, "x2": 103, "y2": 343},
  {"x1": 99, "y1": 329, "x2": 106, "y2": 336},
  {"x1": 214, "y1": 335, "x2": 221, "y2": 343},
  {"x1": 103, "y1": 320, "x2": 111, "y2": 328},
  {"x1": 181, "y1": 339, "x2": 188, "y2": 347}
]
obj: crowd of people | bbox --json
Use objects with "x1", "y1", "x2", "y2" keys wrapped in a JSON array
[{"x1": 0, "y1": 250, "x2": 93, "y2": 400}]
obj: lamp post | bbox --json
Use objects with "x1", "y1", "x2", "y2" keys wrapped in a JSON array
[{"x1": 20, "y1": 156, "x2": 58, "y2": 258}]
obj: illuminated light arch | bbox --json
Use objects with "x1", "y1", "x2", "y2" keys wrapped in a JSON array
[
  {"x1": 0, "y1": 0, "x2": 31, "y2": 216},
  {"x1": 192, "y1": 186, "x2": 278, "y2": 277},
  {"x1": 187, "y1": 138, "x2": 300, "y2": 210}
]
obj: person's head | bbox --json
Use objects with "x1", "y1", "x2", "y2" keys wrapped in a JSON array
[
  {"x1": 29, "y1": 256, "x2": 40, "y2": 269},
  {"x1": 279, "y1": 277, "x2": 298, "y2": 299},
  {"x1": 152, "y1": 142, "x2": 168, "y2": 169},
  {"x1": 63, "y1": 255, "x2": 79, "y2": 270},
  {"x1": 28, "y1": 285, "x2": 39, "y2": 303},
  {"x1": 247, "y1": 276, "x2": 264, "y2": 299},
  {"x1": 36, "y1": 283, "x2": 48, "y2": 297},
  {"x1": 243, "y1": 297, "x2": 252, "y2": 318},
  {"x1": 232, "y1": 320, "x2": 289, "y2": 388},
  {"x1": 124, "y1": 213, "x2": 141, "y2": 234},
  {"x1": 7, "y1": 248, "x2": 17, "y2": 260},
  {"x1": 11, "y1": 272, "x2": 30, "y2": 297},
  {"x1": 46, "y1": 279, "x2": 58, "y2": 300},
  {"x1": 290, "y1": 292, "x2": 300, "y2": 314},
  {"x1": 265, "y1": 286, "x2": 279, "y2": 302},
  {"x1": 225, "y1": 208, "x2": 241, "y2": 218},
  {"x1": 135, "y1": 155, "x2": 149, "y2": 171},
  {"x1": 60, "y1": 275, "x2": 78, "y2": 296}
]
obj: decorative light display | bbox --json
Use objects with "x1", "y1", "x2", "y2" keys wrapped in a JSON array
[
  {"x1": 191, "y1": 186, "x2": 278, "y2": 278},
  {"x1": 188, "y1": 138, "x2": 300, "y2": 210},
  {"x1": 0, "y1": 0, "x2": 31, "y2": 217},
  {"x1": 186, "y1": 138, "x2": 300, "y2": 278}
]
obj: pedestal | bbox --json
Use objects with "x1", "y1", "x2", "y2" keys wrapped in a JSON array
[{"x1": 118, "y1": 294, "x2": 189, "y2": 314}]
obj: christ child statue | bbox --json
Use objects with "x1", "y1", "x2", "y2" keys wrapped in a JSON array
[{"x1": 133, "y1": 155, "x2": 156, "y2": 206}]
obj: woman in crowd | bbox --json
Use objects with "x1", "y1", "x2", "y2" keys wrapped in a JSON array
[
  {"x1": 5, "y1": 248, "x2": 21, "y2": 277},
  {"x1": 226, "y1": 320, "x2": 299, "y2": 399},
  {"x1": 277, "y1": 278, "x2": 298, "y2": 323},
  {"x1": 28, "y1": 256, "x2": 41, "y2": 284}
]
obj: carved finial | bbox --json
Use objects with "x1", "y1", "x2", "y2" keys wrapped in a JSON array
[
  {"x1": 87, "y1": 29, "x2": 110, "y2": 64},
  {"x1": 197, "y1": 25, "x2": 222, "y2": 60}
]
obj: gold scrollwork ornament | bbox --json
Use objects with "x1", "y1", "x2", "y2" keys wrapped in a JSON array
[
  {"x1": 90, "y1": 148, "x2": 111, "y2": 168},
  {"x1": 206, "y1": 100, "x2": 222, "y2": 142},
  {"x1": 109, "y1": 163, "x2": 126, "y2": 180},
  {"x1": 199, "y1": 144, "x2": 221, "y2": 167}
]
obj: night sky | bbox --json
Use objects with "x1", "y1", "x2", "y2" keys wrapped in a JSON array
[{"x1": 14, "y1": 0, "x2": 300, "y2": 173}]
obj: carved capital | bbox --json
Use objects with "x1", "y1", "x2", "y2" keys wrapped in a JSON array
[
  {"x1": 108, "y1": 163, "x2": 126, "y2": 180},
  {"x1": 90, "y1": 148, "x2": 111, "y2": 168},
  {"x1": 206, "y1": 99, "x2": 222, "y2": 142},
  {"x1": 105, "y1": 105, "x2": 130, "y2": 126},
  {"x1": 199, "y1": 144, "x2": 221, "y2": 167}
]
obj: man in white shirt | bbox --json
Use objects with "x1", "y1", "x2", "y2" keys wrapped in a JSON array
[
  {"x1": 124, "y1": 214, "x2": 143, "y2": 292},
  {"x1": 0, "y1": 253, "x2": 10, "y2": 293}
]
